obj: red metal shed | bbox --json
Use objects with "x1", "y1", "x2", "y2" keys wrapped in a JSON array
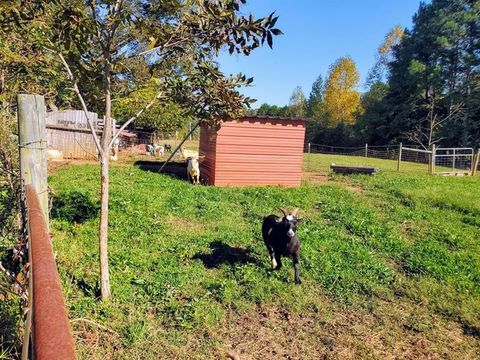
[{"x1": 199, "y1": 116, "x2": 306, "y2": 187}]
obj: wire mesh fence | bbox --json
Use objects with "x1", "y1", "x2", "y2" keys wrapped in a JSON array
[
  {"x1": 304, "y1": 143, "x2": 480, "y2": 175},
  {"x1": 434, "y1": 148, "x2": 474, "y2": 174},
  {"x1": 307, "y1": 143, "x2": 400, "y2": 160}
]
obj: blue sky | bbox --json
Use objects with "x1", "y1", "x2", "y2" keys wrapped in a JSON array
[{"x1": 217, "y1": 0, "x2": 424, "y2": 107}]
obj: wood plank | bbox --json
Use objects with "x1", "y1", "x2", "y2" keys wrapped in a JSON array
[{"x1": 330, "y1": 164, "x2": 377, "y2": 175}]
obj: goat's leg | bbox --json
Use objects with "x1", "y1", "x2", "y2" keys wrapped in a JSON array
[
  {"x1": 274, "y1": 253, "x2": 282, "y2": 270},
  {"x1": 293, "y1": 252, "x2": 301, "y2": 284},
  {"x1": 266, "y1": 245, "x2": 277, "y2": 269}
]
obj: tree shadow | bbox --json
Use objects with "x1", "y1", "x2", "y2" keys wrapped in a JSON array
[
  {"x1": 51, "y1": 191, "x2": 99, "y2": 223},
  {"x1": 134, "y1": 160, "x2": 188, "y2": 181},
  {"x1": 462, "y1": 323, "x2": 480, "y2": 339},
  {"x1": 68, "y1": 272, "x2": 101, "y2": 298},
  {"x1": 192, "y1": 240, "x2": 261, "y2": 269}
]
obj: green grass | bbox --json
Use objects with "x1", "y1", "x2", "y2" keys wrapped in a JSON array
[{"x1": 48, "y1": 154, "x2": 480, "y2": 359}]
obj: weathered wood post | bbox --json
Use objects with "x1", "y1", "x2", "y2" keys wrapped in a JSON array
[
  {"x1": 452, "y1": 147, "x2": 456, "y2": 171},
  {"x1": 18, "y1": 94, "x2": 49, "y2": 224},
  {"x1": 472, "y1": 148, "x2": 480, "y2": 176},
  {"x1": 308, "y1": 142, "x2": 311, "y2": 154},
  {"x1": 397, "y1": 142, "x2": 402, "y2": 171},
  {"x1": 365, "y1": 143, "x2": 368, "y2": 158}
]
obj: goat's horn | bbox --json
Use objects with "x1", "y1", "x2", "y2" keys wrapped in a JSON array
[
  {"x1": 279, "y1": 208, "x2": 288, "y2": 217},
  {"x1": 291, "y1": 208, "x2": 300, "y2": 217}
]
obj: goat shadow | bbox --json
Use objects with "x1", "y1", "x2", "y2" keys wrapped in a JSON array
[
  {"x1": 68, "y1": 272, "x2": 101, "y2": 298},
  {"x1": 134, "y1": 160, "x2": 188, "y2": 181},
  {"x1": 192, "y1": 240, "x2": 261, "y2": 269}
]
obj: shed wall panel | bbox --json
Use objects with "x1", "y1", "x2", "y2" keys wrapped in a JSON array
[
  {"x1": 199, "y1": 117, "x2": 305, "y2": 187},
  {"x1": 199, "y1": 125, "x2": 217, "y2": 184}
]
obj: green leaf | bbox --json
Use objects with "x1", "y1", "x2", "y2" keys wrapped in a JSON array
[
  {"x1": 270, "y1": 28, "x2": 283, "y2": 36},
  {"x1": 267, "y1": 31, "x2": 273, "y2": 48}
]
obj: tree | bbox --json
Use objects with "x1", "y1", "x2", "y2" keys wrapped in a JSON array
[
  {"x1": 5, "y1": 0, "x2": 282, "y2": 300},
  {"x1": 355, "y1": 82, "x2": 390, "y2": 144},
  {"x1": 323, "y1": 56, "x2": 362, "y2": 126},
  {"x1": 0, "y1": 6, "x2": 74, "y2": 112},
  {"x1": 307, "y1": 74, "x2": 324, "y2": 118},
  {"x1": 254, "y1": 103, "x2": 288, "y2": 117},
  {"x1": 112, "y1": 83, "x2": 193, "y2": 136},
  {"x1": 366, "y1": 25, "x2": 405, "y2": 86},
  {"x1": 372, "y1": 0, "x2": 480, "y2": 147},
  {"x1": 286, "y1": 86, "x2": 307, "y2": 118}
]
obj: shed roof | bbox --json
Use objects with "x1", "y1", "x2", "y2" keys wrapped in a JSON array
[{"x1": 237, "y1": 115, "x2": 308, "y2": 122}]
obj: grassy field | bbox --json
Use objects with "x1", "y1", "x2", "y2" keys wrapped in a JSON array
[{"x1": 47, "y1": 153, "x2": 480, "y2": 359}]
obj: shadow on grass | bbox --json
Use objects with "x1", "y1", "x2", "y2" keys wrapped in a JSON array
[
  {"x1": 192, "y1": 240, "x2": 261, "y2": 269},
  {"x1": 134, "y1": 160, "x2": 188, "y2": 181},
  {"x1": 462, "y1": 323, "x2": 480, "y2": 339},
  {"x1": 51, "y1": 191, "x2": 99, "y2": 223},
  {"x1": 64, "y1": 270, "x2": 101, "y2": 299}
]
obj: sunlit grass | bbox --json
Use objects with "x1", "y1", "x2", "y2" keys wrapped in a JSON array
[{"x1": 47, "y1": 155, "x2": 480, "y2": 358}]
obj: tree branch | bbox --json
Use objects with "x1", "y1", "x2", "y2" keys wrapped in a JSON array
[
  {"x1": 109, "y1": 91, "x2": 164, "y2": 147},
  {"x1": 137, "y1": 34, "x2": 191, "y2": 57},
  {"x1": 55, "y1": 50, "x2": 104, "y2": 155}
]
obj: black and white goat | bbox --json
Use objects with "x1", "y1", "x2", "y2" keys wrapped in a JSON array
[{"x1": 262, "y1": 208, "x2": 302, "y2": 284}]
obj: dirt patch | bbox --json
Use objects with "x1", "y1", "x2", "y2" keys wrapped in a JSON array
[
  {"x1": 218, "y1": 298, "x2": 479, "y2": 360},
  {"x1": 48, "y1": 160, "x2": 98, "y2": 174},
  {"x1": 303, "y1": 172, "x2": 330, "y2": 184},
  {"x1": 168, "y1": 217, "x2": 205, "y2": 232}
]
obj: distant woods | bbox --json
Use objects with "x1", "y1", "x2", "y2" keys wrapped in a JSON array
[{"x1": 251, "y1": 0, "x2": 480, "y2": 148}]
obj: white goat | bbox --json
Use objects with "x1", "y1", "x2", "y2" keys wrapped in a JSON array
[
  {"x1": 186, "y1": 157, "x2": 200, "y2": 184},
  {"x1": 154, "y1": 144, "x2": 165, "y2": 156},
  {"x1": 180, "y1": 147, "x2": 199, "y2": 160},
  {"x1": 46, "y1": 149, "x2": 63, "y2": 161}
]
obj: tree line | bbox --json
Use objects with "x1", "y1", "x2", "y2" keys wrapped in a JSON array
[{"x1": 251, "y1": 0, "x2": 480, "y2": 149}]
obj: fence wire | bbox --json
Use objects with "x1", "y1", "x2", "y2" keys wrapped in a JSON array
[
  {"x1": 305, "y1": 143, "x2": 480, "y2": 174},
  {"x1": 307, "y1": 143, "x2": 405, "y2": 160},
  {"x1": 434, "y1": 148, "x2": 474, "y2": 173}
]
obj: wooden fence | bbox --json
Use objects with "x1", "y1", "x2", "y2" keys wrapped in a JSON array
[{"x1": 18, "y1": 95, "x2": 76, "y2": 359}]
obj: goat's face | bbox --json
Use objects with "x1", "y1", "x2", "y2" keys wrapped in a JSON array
[
  {"x1": 282, "y1": 215, "x2": 298, "y2": 238},
  {"x1": 189, "y1": 157, "x2": 199, "y2": 168},
  {"x1": 279, "y1": 208, "x2": 301, "y2": 238}
]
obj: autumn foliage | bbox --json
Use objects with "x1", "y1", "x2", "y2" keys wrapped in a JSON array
[{"x1": 323, "y1": 57, "x2": 362, "y2": 126}]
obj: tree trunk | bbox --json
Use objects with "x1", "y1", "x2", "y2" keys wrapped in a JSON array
[
  {"x1": 99, "y1": 153, "x2": 111, "y2": 300},
  {"x1": 99, "y1": 50, "x2": 112, "y2": 300}
]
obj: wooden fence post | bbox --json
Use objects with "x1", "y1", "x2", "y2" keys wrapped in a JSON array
[
  {"x1": 365, "y1": 143, "x2": 368, "y2": 157},
  {"x1": 397, "y1": 143, "x2": 402, "y2": 171},
  {"x1": 308, "y1": 142, "x2": 311, "y2": 154},
  {"x1": 18, "y1": 94, "x2": 49, "y2": 224},
  {"x1": 472, "y1": 149, "x2": 480, "y2": 176}
]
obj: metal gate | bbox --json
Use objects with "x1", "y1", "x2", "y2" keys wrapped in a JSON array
[{"x1": 434, "y1": 148, "x2": 474, "y2": 175}]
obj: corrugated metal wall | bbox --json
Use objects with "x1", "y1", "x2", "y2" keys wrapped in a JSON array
[
  {"x1": 199, "y1": 125, "x2": 217, "y2": 184},
  {"x1": 200, "y1": 117, "x2": 306, "y2": 187}
]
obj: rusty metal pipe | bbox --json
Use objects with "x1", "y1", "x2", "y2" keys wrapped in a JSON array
[{"x1": 26, "y1": 185, "x2": 76, "y2": 360}]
